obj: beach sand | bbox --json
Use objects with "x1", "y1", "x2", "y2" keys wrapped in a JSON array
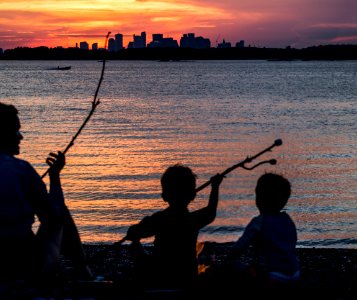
[{"x1": 75, "y1": 242, "x2": 357, "y2": 300}]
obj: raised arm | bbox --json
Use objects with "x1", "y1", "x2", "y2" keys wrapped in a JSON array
[
  {"x1": 193, "y1": 173, "x2": 224, "y2": 227},
  {"x1": 46, "y1": 151, "x2": 66, "y2": 215},
  {"x1": 207, "y1": 173, "x2": 224, "y2": 213}
]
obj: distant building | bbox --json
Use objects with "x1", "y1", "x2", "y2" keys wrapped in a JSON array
[
  {"x1": 217, "y1": 39, "x2": 231, "y2": 48},
  {"x1": 236, "y1": 40, "x2": 245, "y2": 48},
  {"x1": 0, "y1": 48, "x2": 4, "y2": 55},
  {"x1": 79, "y1": 41, "x2": 89, "y2": 50},
  {"x1": 92, "y1": 43, "x2": 98, "y2": 50},
  {"x1": 180, "y1": 33, "x2": 210, "y2": 49},
  {"x1": 108, "y1": 38, "x2": 116, "y2": 52},
  {"x1": 152, "y1": 34, "x2": 163, "y2": 42},
  {"x1": 147, "y1": 34, "x2": 179, "y2": 48},
  {"x1": 115, "y1": 33, "x2": 124, "y2": 50},
  {"x1": 129, "y1": 32, "x2": 146, "y2": 48},
  {"x1": 147, "y1": 33, "x2": 163, "y2": 47}
]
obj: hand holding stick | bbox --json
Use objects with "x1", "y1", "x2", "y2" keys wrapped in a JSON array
[
  {"x1": 195, "y1": 139, "x2": 282, "y2": 192},
  {"x1": 41, "y1": 32, "x2": 111, "y2": 179}
]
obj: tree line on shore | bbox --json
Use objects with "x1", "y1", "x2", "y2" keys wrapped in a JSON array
[{"x1": 1, "y1": 44, "x2": 356, "y2": 60}]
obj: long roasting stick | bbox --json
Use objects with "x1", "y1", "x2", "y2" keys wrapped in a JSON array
[
  {"x1": 195, "y1": 139, "x2": 282, "y2": 192},
  {"x1": 41, "y1": 32, "x2": 111, "y2": 179}
]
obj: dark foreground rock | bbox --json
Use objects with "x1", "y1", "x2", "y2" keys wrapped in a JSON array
[
  {"x1": 4, "y1": 243, "x2": 352, "y2": 299},
  {"x1": 76, "y1": 242, "x2": 357, "y2": 300}
]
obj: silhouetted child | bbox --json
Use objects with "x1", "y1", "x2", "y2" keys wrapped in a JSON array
[
  {"x1": 227, "y1": 173, "x2": 300, "y2": 291},
  {"x1": 0, "y1": 102, "x2": 92, "y2": 297},
  {"x1": 124, "y1": 164, "x2": 224, "y2": 292}
]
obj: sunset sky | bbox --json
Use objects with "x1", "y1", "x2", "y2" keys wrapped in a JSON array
[{"x1": 1, "y1": 0, "x2": 357, "y2": 50}]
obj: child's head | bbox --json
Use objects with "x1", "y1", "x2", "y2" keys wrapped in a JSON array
[
  {"x1": 255, "y1": 173, "x2": 291, "y2": 213},
  {"x1": 161, "y1": 164, "x2": 197, "y2": 207}
]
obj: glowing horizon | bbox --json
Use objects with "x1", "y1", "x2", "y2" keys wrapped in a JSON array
[{"x1": 1, "y1": 0, "x2": 357, "y2": 50}]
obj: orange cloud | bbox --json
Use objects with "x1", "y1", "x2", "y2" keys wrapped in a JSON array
[
  {"x1": 0, "y1": 0, "x2": 356, "y2": 49},
  {"x1": 0, "y1": 0, "x2": 234, "y2": 48}
]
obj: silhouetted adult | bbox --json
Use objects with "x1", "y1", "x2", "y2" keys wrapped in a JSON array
[
  {"x1": 0, "y1": 102, "x2": 91, "y2": 296},
  {"x1": 123, "y1": 164, "x2": 224, "y2": 294}
]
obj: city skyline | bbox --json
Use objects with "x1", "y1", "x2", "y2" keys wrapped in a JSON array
[
  {"x1": 77, "y1": 32, "x2": 232, "y2": 51},
  {"x1": 1, "y1": 1, "x2": 357, "y2": 50}
]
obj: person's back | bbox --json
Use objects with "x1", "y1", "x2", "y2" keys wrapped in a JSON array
[
  {"x1": 228, "y1": 173, "x2": 300, "y2": 288},
  {"x1": 143, "y1": 206, "x2": 200, "y2": 288},
  {"x1": 257, "y1": 212, "x2": 298, "y2": 277},
  {"x1": 0, "y1": 154, "x2": 49, "y2": 239},
  {"x1": 125, "y1": 164, "x2": 223, "y2": 290}
]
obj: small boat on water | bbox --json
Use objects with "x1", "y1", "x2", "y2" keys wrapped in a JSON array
[
  {"x1": 57, "y1": 66, "x2": 71, "y2": 70},
  {"x1": 50, "y1": 66, "x2": 71, "y2": 70}
]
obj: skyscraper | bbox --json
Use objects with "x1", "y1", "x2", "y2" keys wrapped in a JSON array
[
  {"x1": 132, "y1": 32, "x2": 146, "y2": 48},
  {"x1": 180, "y1": 33, "x2": 210, "y2": 49},
  {"x1": 115, "y1": 33, "x2": 124, "y2": 51},
  {"x1": 79, "y1": 41, "x2": 89, "y2": 50},
  {"x1": 108, "y1": 38, "x2": 115, "y2": 51}
]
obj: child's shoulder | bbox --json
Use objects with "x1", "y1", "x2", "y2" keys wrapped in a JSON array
[
  {"x1": 262, "y1": 211, "x2": 296, "y2": 224},
  {"x1": 146, "y1": 208, "x2": 172, "y2": 221}
]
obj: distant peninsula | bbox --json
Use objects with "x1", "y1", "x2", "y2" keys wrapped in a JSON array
[{"x1": 1, "y1": 44, "x2": 356, "y2": 61}]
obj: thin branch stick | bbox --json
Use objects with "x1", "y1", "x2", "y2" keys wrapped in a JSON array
[
  {"x1": 195, "y1": 139, "x2": 282, "y2": 192},
  {"x1": 41, "y1": 32, "x2": 111, "y2": 179},
  {"x1": 241, "y1": 159, "x2": 277, "y2": 170}
]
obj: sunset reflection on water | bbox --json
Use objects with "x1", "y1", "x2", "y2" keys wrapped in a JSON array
[
  {"x1": 34, "y1": 132, "x2": 356, "y2": 247},
  {"x1": 3, "y1": 60, "x2": 355, "y2": 248}
]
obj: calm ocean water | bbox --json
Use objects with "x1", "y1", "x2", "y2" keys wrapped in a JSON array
[{"x1": 0, "y1": 60, "x2": 356, "y2": 248}]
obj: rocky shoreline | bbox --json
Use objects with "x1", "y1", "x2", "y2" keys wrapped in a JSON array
[{"x1": 77, "y1": 242, "x2": 356, "y2": 299}]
